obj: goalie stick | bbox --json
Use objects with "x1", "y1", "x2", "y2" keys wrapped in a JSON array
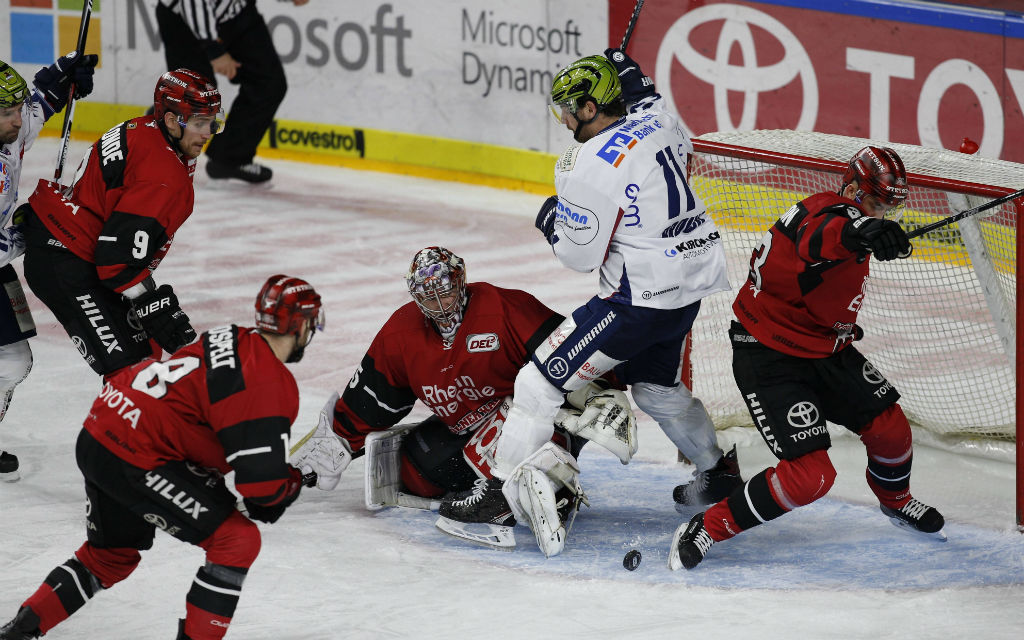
[
  {"x1": 619, "y1": 0, "x2": 645, "y2": 51},
  {"x1": 905, "y1": 188, "x2": 1024, "y2": 240},
  {"x1": 54, "y1": 0, "x2": 94, "y2": 183}
]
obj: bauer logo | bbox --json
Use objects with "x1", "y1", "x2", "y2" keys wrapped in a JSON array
[
  {"x1": 596, "y1": 131, "x2": 638, "y2": 167},
  {"x1": 466, "y1": 333, "x2": 500, "y2": 352},
  {"x1": 9, "y1": 1, "x2": 102, "y2": 68}
]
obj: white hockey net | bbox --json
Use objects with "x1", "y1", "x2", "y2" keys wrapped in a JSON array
[{"x1": 687, "y1": 130, "x2": 1020, "y2": 445}]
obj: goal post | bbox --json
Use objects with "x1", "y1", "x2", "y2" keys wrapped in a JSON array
[{"x1": 684, "y1": 130, "x2": 1022, "y2": 530}]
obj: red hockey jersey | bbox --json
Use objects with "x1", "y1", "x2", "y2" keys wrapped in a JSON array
[
  {"x1": 83, "y1": 325, "x2": 300, "y2": 506},
  {"x1": 28, "y1": 115, "x2": 196, "y2": 293},
  {"x1": 332, "y1": 283, "x2": 563, "y2": 450},
  {"x1": 733, "y1": 192, "x2": 873, "y2": 358}
]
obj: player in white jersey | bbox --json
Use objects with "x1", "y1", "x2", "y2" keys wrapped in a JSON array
[
  {"x1": 478, "y1": 50, "x2": 741, "y2": 557},
  {"x1": 0, "y1": 55, "x2": 96, "y2": 480}
]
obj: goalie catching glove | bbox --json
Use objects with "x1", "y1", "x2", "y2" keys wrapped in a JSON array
[
  {"x1": 556, "y1": 382, "x2": 637, "y2": 464},
  {"x1": 290, "y1": 392, "x2": 353, "y2": 490},
  {"x1": 131, "y1": 284, "x2": 196, "y2": 353}
]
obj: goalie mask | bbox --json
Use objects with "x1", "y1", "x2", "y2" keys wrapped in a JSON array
[
  {"x1": 406, "y1": 247, "x2": 468, "y2": 347},
  {"x1": 842, "y1": 146, "x2": 908, "y2": 216},
  {"x1": 255, "y1": 274, "x2": 325, "y2": 363}
]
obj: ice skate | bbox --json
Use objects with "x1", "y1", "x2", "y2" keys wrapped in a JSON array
[
  {"x1": 673, "y1": 445, "x2": 741, "y2": 509},
  {"x1": 0, "y1": 607, "x2": 41, "y2": 640},
  {"x1": 206, "y1": 159, "x2": 272, "y2": 184},
  {"x1": 435, "y1": 478, "x2": 516, "y2": 550},
  {"x1": 668, "y1": 512, "x2": 716, "y2": 571},
  {"x1": 0, "y1": 451, "x2": 20, "y2": 482},
  {"x1": 880, "y1": 497, "x2": 946, "y2": 541}
]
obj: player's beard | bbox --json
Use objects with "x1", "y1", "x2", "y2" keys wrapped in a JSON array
[{"x1": 0, "y1": 127, "x2": 18, "y2": 145}]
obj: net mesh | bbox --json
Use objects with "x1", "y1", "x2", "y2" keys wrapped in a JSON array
[{"x1": 688, "y1": 130, "x2": 1019, "y2": 441}]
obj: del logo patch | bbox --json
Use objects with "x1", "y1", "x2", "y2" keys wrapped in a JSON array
[{"x1": 466, "y1": 333, "x2": 500, "y2": 352}]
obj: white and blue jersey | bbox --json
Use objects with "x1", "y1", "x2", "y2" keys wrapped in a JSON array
[
  {"x1": 550, "y1": 94, "x2": 729, "y2": 309},
  {"x1": 0, "y1": 91, "x2": 52, "y2": 267}
]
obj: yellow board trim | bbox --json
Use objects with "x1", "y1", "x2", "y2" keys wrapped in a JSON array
[{"x1": 40, "y1": 101, "x2": 558, "y2": 195}]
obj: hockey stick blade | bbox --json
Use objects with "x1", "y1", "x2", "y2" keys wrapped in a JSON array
[
  {"x1": 620, "y1": 0, "x2": 646, "y2": 51},
  {"x1": 54, "y1": 0, "x2": 94, "y2": 183},
  {"x1": 906, "y1": 188, "x2": 1024, "y2": 240}
]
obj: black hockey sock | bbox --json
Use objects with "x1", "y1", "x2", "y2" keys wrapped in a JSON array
[
  {"x1": 866, "y1": 452, "x2": 913, "y2": 506},
  {"x1": 726, "y1": 469, "x2": 788, "y2": 531},
  {"x1": 183, "y1": 563, "x2": 248, "y2": 639},
  {"x1": 22, "y1": 557, "x2": 103, "y2": 633}
]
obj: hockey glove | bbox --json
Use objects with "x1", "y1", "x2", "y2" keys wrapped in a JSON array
[
  {"x1": 11, "y1": 203, "x2": 32, "y2": 227},
  {"x1": 535, "y1": 195, "x2": 559, "y2": 244},
  {"x1": 34, "y1": 52, "x2": 98, "y2": 113},
  {"x1": 840, "y1": 216, "x2": 912, "y2": 261},
  {"x1": 131, "y1": 284, "x2": 197, "y2": 354},
  {"x1": 290, "y1": 396, "x2": 353, "y2": 491},
  {"x1": 244, "y1": 466, "x2": 303, "y2": 524},
  {"x1": 604, "y1": 48, "x2": 656, "y2": 104}
]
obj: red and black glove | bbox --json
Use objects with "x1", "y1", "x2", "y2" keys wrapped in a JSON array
[
  {"x1": 841, "y1": 216, "x2": 912, "y2": 261},
  {"x1": 244, "y1": 466, "x2": 304, "y2": 524}
]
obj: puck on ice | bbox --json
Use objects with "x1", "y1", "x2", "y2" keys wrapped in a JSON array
[{"x1": 623, "y1": 549, "x2": 642, "y2": 571}]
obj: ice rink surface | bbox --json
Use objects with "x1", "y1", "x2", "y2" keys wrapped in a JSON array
[{"x1": 1, "y1": 140, "x2": 1022, "y2": 639}]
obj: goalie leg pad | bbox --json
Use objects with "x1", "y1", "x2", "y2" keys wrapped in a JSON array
[
  {"x1": 516, "y1": 466, "x2": 565, "y2": 558},
  {"x1": 364, "y1": 423, "x2": 417, "y2": 510},
  {"x1": 501, "y1": 442, "x2": 586, "y2": 558}
]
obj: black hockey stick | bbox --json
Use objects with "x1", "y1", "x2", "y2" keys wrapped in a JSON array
[
  {"x1": 620, "y1": 0, "x2": 646, "y2": 51},
  {"x1": 53, "y1": 0, "x2": 94, "y2": 183},
  {"x1": 906, "y1": 188, "x2": 1024, "y2": 240}
]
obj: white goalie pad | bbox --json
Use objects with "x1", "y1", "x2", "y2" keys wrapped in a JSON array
[
  {"x1": 289, "y1": 393, "x2": 353, "y2": 491},
  {"x1": 556, "y1": 388, "x2": 638, "y2": 465},
  {"x1": 363, "y1": 423, "x2": 440, "y2": 511},
  {"x1": 501, "y1": 442, "x2": 586, "y2": 558}
]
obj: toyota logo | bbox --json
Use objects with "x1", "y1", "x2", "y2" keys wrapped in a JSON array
[
  {"x1": 656, "y1": 4, "x2": 817, "y2": 135},
  {"x1": 786, "y1": 401, "x2": 819, "y2": 429},
  {"x1": 862, "y1": 361, "x2": 886, "y2": 385},
  {"x1": 144, "y1": 513, "x2": 169, "y2": 530}
]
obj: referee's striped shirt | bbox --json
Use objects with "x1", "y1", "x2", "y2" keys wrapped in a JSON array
[{"x1": 159, "y1": 0, "x2": 247, "y2": 41}]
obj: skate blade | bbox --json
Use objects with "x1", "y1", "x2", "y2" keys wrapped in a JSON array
[
  {"x1": 887, "y1": 516, "x2": 948, "y2": 541},
  {"x1": 0, "y1": 469, "x2": 21, "y2": 483},
  {"x1": 435, "y1": 516, "x2": 515, "y2": 550},
  {"x1": 667, "y1": 522, "x2": 686, "y2": 571}
]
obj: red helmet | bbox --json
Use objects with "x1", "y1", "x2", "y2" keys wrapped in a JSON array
[
  {"x1": 255, "y1": 275, "x2": 324, "y2": 338},
  {"x1": 153, "y1": 69, "x2": 222, "y2": 122},
  {"x1": 842, "y1": 146, "x2": 908, "y2": 207}
]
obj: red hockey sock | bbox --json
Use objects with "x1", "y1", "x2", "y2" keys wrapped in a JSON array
[{"x1": 859, "y1": 404, "x2": 913, "y2": 509}]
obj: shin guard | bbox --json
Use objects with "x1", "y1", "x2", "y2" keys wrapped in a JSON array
[
  {"x1": 183, "y1": 564, "x2": 247, "y2": 640},
  {"x1": 859, "y1": 405, "x2": 913, "y2": 508},
  {"x1": 21, "y1": 556, "x2": 103, "y2": 633}
]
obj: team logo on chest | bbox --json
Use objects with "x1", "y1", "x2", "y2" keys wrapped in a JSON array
[{"x1": 466, "y1": 333, "x2": 499, "y2": 352}]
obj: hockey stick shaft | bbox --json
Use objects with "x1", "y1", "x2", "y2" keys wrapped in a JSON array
[
  {"x1": 906, "y1": 188, "x2": 1024, "y2": 240},
  {"x1": 620, "y1": 0, "x2": 646, "y2": 51},
  {"x1": 54, "y1": 0, "x2": 94, "y2": 183}
]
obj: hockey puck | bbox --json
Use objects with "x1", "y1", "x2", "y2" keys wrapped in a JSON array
[{"x1": 623, "y1": 549, "x2": 642, "y2": 571}]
